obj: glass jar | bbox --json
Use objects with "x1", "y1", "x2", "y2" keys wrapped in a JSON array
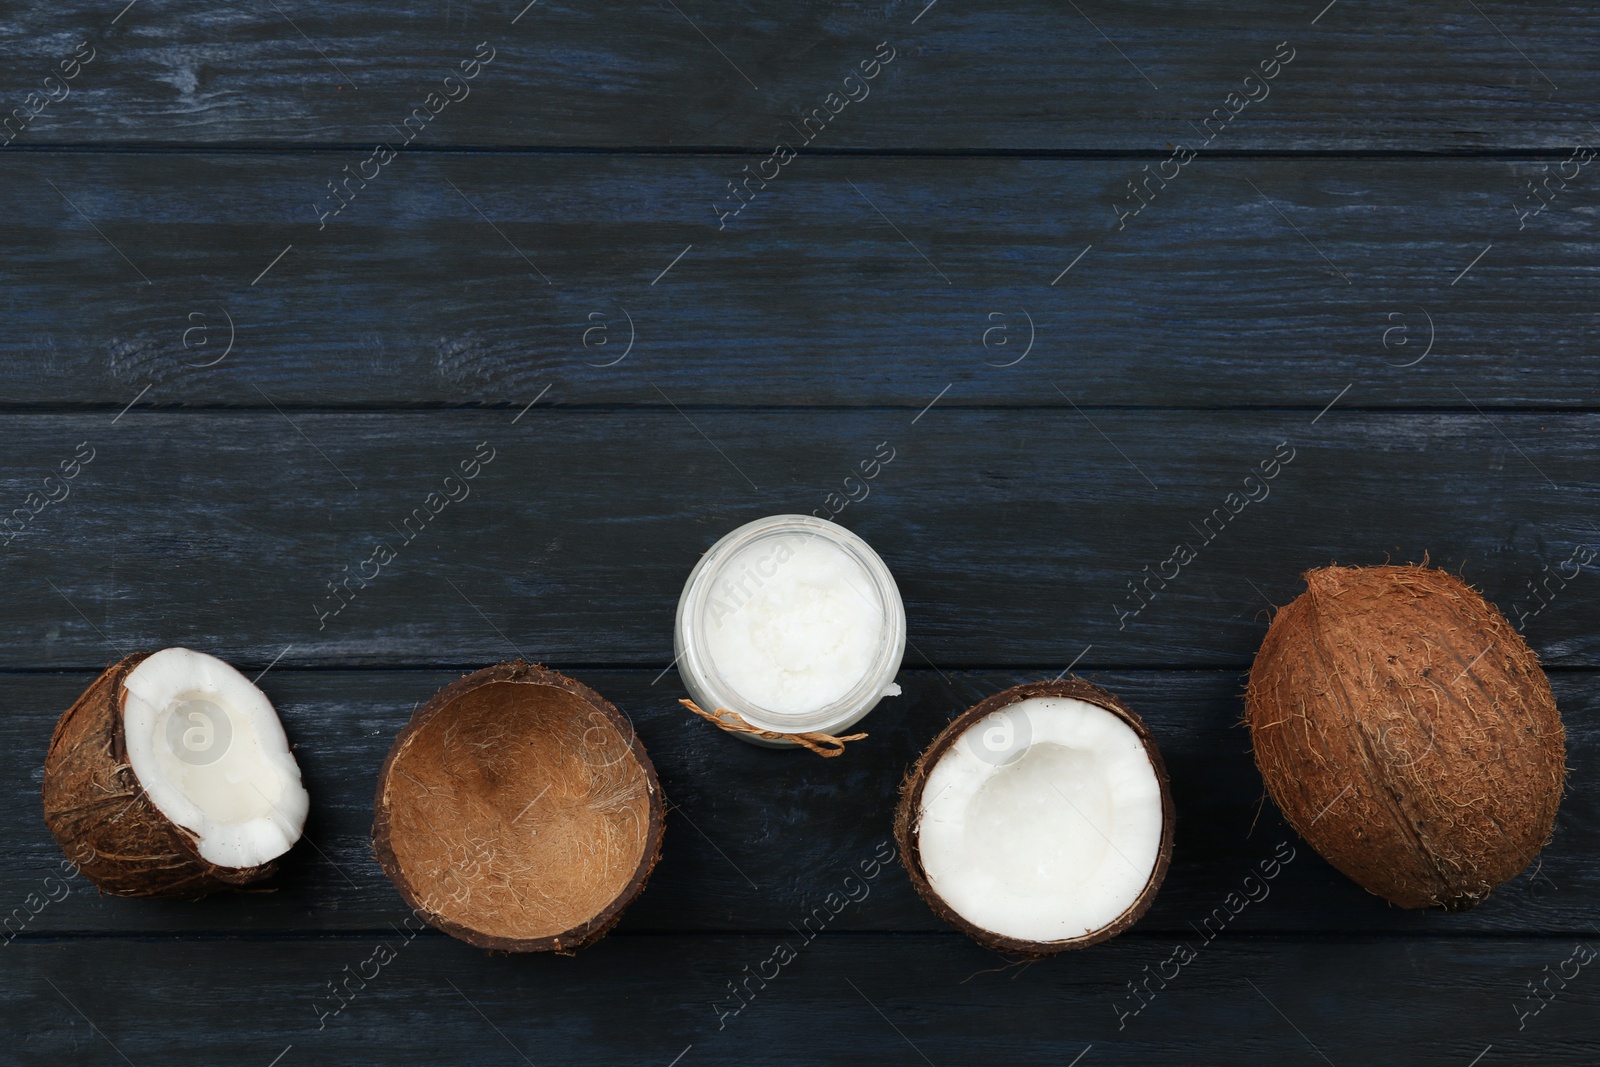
[{"x1": 674, "y1": 514, "x2": 906, "y2": 747}]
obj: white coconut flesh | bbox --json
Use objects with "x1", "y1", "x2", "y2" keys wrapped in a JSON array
[
  {"x1": 916, "y1": 697, "x2": 1164, "y2": 943},
  {"x1": 120, "y1": 648, "x2": 309, "y2": 868}
]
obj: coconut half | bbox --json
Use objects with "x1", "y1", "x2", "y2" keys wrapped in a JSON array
[
  {"x1": 372, "y1": 662, "x2": 664, "y2": 953},
  {"x1": 896, "y1": 678, "x2": 1174, "y2": 954},
  {"x1": 43, "y1": 648, "x2": 310, "y2": 898}
]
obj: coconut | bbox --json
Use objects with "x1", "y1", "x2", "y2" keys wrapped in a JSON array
[
  {"x1": 42, "y1": 648, "x2": 310, "y2": 898},
  {"x1": 895, "y1": 678, "x2": 1174, "y2": 955},
  {"x1": 1246, "y1": 563, "x2": 1565, "y2": 910},
  {"x1": 372, "y1": 661, "x2": 664, "y2": 952}
]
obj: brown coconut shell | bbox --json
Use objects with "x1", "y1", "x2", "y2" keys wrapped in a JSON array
[
  {"x1": 372, "y1": 661, "x2": 664, "y2": 953},
  {"x1": 1246, "y1": 563, "x2": 1565, "y2": 910},
  {"x1": 42, "y1": 652, "x2": 280, "y2": 898},
  {"x1": 894, "y1": 677, "x2": 1175, "y2": 956}
]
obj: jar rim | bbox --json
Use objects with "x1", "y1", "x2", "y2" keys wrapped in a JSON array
[{"x1": 674, "y1": 514, "x2": 906, "y2": 736}]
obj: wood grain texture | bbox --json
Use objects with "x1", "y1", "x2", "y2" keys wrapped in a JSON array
[
  {"x1": 3, "y1": 669, "x2": 1593, "y2": 937},
  {"x1": 0, "y1": 1, "x2": 1594, "y2": 150},
  {"x1": 4, "y1": 935, "x2": 1595, "y2": 1066},
  {"x1": 5, "y1": 0, "x2": 1596, "y2": 1060},
  {"x1": 3, "y1": 153, "x2": 1597, "y2": 407},
  {"x1": 0, "y1": 410, "x2": 1591, "y2": 669}
]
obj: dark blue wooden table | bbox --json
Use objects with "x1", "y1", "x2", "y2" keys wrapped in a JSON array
[{"x1": 2, "y1": 2, "x2": 1597, "y2": 1064}]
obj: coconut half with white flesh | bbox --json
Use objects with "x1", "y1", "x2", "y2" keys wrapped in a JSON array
[
  {"x1": 43, "y1": 648, "x2": 309, "y2": 898},
  {"x1": 896, "y1": 678, "x2": 1174, "y2": 954}
]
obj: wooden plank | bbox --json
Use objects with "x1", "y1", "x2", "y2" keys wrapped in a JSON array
[
  {"x1": 1, "y1": 2, "x2": 1595, "y2": 150},
  {"x1": 9, "y1": 4, "x2": 1590, "y2": 1061},
  {"x1": 4, "y1": 154, "x2": 1597, "y2": 408},
  {"x1": 4, "y1": 934, "x2": 1597, "y2": 1064},
  {"x1": 0, "y1": 409, "x2": 1592, "y2": 669},
  {"x1": 3, "y1": 669, "x2": 1595, "y2": 936}
]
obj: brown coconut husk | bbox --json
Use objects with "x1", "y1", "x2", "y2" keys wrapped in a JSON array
[
  {"x1": 1246, "y1": 563, "x2": 1565, "y2": 910},
  {"x1": 42, "y1": 653, "x2": 280, "y2": 898},
  {"x1": 372, "y1": 661, "x2": 664, "y2": 953},
  {"x1": 895, "y1": 677, "x2": 1175, "y2": 956}
]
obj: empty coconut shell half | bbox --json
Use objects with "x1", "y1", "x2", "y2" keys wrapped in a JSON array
[
  {"x1": 373, "y1": 662, "x2": 664, "y2": 952},
  {"x1": 43, "y1": 648, "x2": 310, "y2": 898},
  {"x1": 1246, "y1": 563, "x2": 1565, "y2": 910},
  {"x1": 896, "y1": 678, "x2": 1174, "y2": 955}
]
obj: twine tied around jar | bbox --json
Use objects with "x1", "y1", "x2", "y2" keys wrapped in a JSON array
[{"x1": 679, "y1": 699, "x2": 867, "y2": 758}]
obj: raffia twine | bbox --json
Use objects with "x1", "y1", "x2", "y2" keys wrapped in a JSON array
[{"x1": 679, "y1": 699, "x2": 866, "y2": 758}]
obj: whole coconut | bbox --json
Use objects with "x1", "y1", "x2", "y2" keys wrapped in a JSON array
[{"x1": 1246, "y1": 563, "x2": 1564, "y2": 910}]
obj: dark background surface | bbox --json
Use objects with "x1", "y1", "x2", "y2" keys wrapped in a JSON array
[{"x1": 2, "y1": 2, "x2": 1597, "y2": 1064}]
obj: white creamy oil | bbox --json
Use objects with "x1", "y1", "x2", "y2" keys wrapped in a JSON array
[
  {"x1": 676, "y1": 513, "x2": 907, "y2": 744},
  {"x1": 702, "y1": 533, "x2": 885, "y2": 715}
]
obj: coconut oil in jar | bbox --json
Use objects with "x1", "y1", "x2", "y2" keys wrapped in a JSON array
[{"x1": 675, "y1": 515, "x2": 906, "y2": 746}]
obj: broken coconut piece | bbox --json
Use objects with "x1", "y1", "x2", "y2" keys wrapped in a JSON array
[
  {"x1": 372, "y1": 662, "x2": 664, "y2": 953},
  {"x1": 43, "y1": 648, "x2": 309, "y2": 898},
  {"x1": 896, "y1": 678, "x2": 1174, "y2": 954}
]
